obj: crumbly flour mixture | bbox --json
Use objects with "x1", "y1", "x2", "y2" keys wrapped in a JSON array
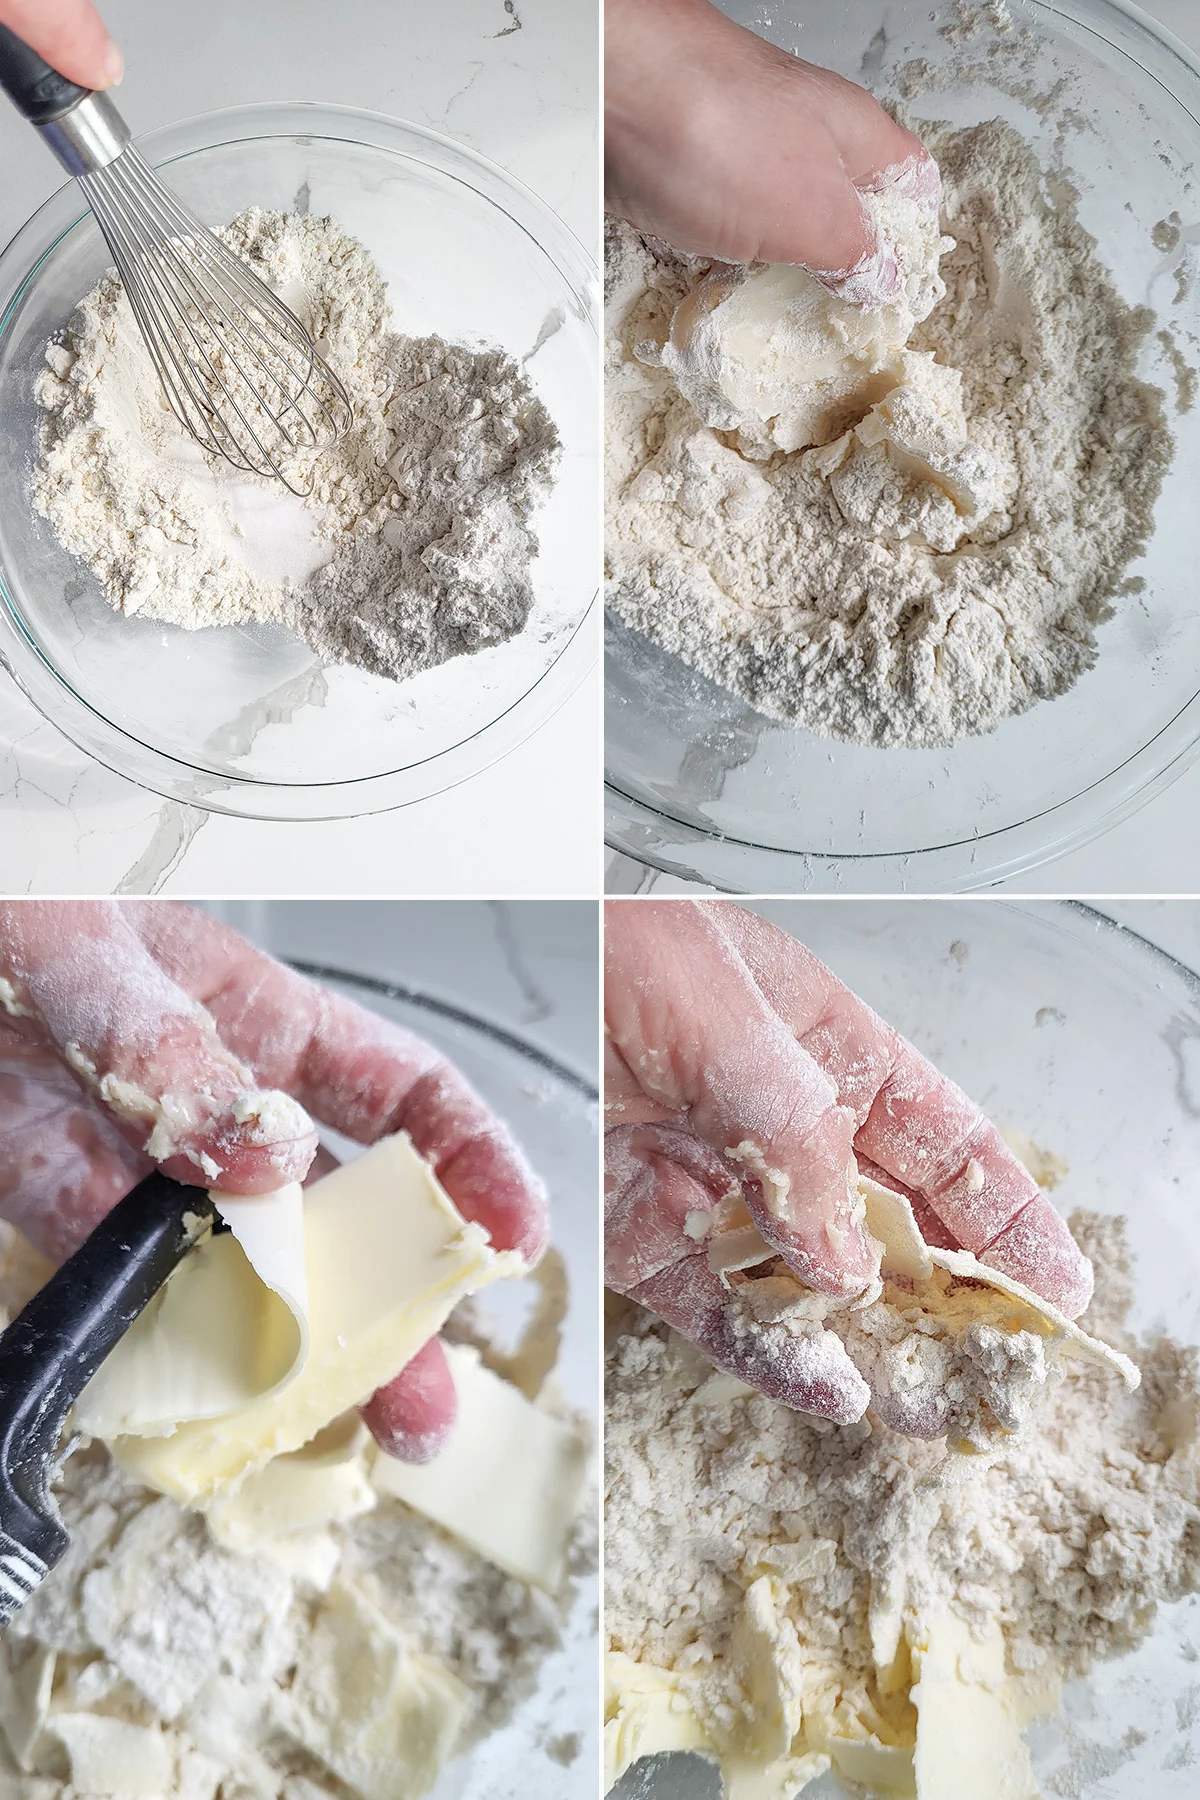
[
  {"x1": 33, "y1": 210, "x2": 561, "y2": 683},
  {"x1": 0, "y1": 1228, "x2": 589, "y2": 1800},
  {"x1": 605, "y1": 1209, "x2": 1200, "y2": 1799},
  {"x1": 605, "y1": 118, "x2": 1174, "y2": 747}
]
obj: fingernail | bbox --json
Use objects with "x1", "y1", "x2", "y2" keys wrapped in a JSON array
[{"x1": 101, "y1": 43, "x2": 124, "y2": 88}]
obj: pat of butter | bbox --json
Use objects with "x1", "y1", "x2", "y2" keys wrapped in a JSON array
[
  {"x1": 826, "y1": 1737, "x2": 916, "y2": 1796},
  {"x1": 369, "y1": 1343, "x2": 587, "y2": 1592},
  {"x1": 911, "y1": 1612, "x2": 1040, "y2": 1800},
  {"x1": 282, "y1": 1580, "x2": 467, "y2": 1800},
  {"x1": 74, "y1": 1183, "x2": 308, "y2": 1438},
  {"x1": 203, "y1": 1416, "x2": 377, "y2": 1551},
  {"x1": 111, "y1": 1136, "x2": 523, "y2": 1503},
  {"x1": 49, "y1": 1714, "x2": 174, "y2": 1799},
  {"x1": 604, "y1": 1654, "x2": 712, "y2": 1790}
]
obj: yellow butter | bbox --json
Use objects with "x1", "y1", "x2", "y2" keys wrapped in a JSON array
[
  {"x1": 203, "y1": 1417, "x2": 377, "y2": 1551},
  {"x1": 369, "y1": 1343, "x2": 587, "y2": 1592},
  {"x1": 911, "y1": 1612, "x2": 1043, "y2": 1800},
  {"x1": 49, "y1": 1714, "x2": 174, "y2": 1798},
  {"x1": 110, "y1": 1136, "x2": 523, "y2": 1503},
  {"x1": 604, "y1": 1654, "x2": 712, "y2": 1789},
  {"x1": 74, "y1": 1196, "x2": 306, "y2": 1438}
]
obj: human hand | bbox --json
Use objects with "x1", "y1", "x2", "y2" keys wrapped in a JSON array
[
  {"x1": 605, "y1": 0, "x2": 938, "y2": 304},
  {"x1": 0, "y1": 901, "x2": 547, "y2": 1463},
  {"x1": 605, "y1": 899, "x2": 1093, "y2": 1424},
  {"x1": 0, "y1": 0, "x2": 122, "y2": 90}
]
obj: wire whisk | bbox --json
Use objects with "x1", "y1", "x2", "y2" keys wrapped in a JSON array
[{"x1": 0, "y1": 28, "x2": 353, "y2": 496}]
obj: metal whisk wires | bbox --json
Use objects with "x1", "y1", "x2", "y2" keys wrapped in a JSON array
[{"x1": 79, "y1": 146, "x2": 353, "y2": 496}]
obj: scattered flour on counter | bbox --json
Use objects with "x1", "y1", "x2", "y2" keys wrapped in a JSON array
[
  {"x1": 605, "y1": 1211, "x2": 1200, "y2": 1797},
  {"x1": 605, "y1": 118, "x2": 1177, "y2": 748},
  {"x1": 33, "y1": 209, "x2": 561, "y2": 684}
]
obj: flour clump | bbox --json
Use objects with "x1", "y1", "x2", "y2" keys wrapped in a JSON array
[
  {"x1": 33, "y1": 209, "x2": 561, "y2": 684},
  {"x1": 605, "y1": 118, "x2": 1175, "y2": 748}
]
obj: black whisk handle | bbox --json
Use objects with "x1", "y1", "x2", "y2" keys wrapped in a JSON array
[{"x1": 0, "y1": 24, "x2": 90, "y2": 125}]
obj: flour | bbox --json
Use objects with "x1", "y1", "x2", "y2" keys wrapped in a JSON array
[
  {"x1": 605, "y1": 119, "x2": 1176, "y2": 748},
  {"x1": 605, "y1": 1210, "x2": 1200, "y2": 1795},
  {"x1": 33, "y1": 209, "x2": 561, "y2": 685}
]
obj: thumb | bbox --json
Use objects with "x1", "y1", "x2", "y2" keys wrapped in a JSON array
[
  {"x1": 0, "y1": 902, "x2": 317, "y2": 1194},
  {"x1": 0, "y1": 0, "x2": 124, "y2": 91}
]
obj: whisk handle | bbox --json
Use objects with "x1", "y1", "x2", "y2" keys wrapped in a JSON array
[{"x1": 0, "y1": 23, "x2": 89, "y2": 124}]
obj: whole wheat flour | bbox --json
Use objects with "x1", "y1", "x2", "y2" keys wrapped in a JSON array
[
  {"x1": 33, "y1": 209, "x2": 561, "y2": 684},
  {"x1": 605, "y1": 118, "x2": 1175, "y2": 748},
  {"x1": 605, "y1": 1209, "x2": 1200, "y2": 1798},
  {"x1": 0, "y1": 1225, "x2": 591, "y2": 1800}
]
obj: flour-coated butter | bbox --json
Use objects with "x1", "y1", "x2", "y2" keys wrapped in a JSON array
[{"x1": 282, "y1": 1580, "x2": 467, "y2": 1800}]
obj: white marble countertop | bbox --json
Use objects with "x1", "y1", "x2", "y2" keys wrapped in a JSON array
[
  {"x1": 607, "y1": 0, "x2": 1200, "y2": 900},
  {"x1": 0, "y1": 0, "x2": 599, "y2": 896}
]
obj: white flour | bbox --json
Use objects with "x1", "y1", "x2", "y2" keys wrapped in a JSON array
[
  {"x1": 33, "y1": 209, "x2": 561, "y2": 684},
  {"x1": 605, "y1": 1211, "x2": 1200, "y2": 1791},
  {"x1": 605, "y1": 119, "x2": 1175, "y2": 748}
]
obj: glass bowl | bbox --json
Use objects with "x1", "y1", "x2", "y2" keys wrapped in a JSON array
[
  {"x1": 0, "y1": 102, "x2": 598, "y2": 820},
  {"x1": 605, "y1": 0, "x2": 1200, "y2": 892},
  {"x1": 293, "y1": 959, "x2": 599, "y2": 1799},
  {"x1": 610, "y1": 899, "x2": 1200, "y2": 1799}
]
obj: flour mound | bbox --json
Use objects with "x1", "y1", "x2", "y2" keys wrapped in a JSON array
[
  {"x1": 605, "y1": 119, "x2": 1174, "y2": 748},
  {"x1": 32, "y1": 209, "x2": 561, "y2": 684}
]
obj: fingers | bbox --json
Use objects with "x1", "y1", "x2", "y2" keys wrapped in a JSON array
[
  {"x1": 605, "y1": 1114, "x2": 869, "y2": 1420},
  {"x1": 707, "y1": 904, "x2": 1094, "y2": 1317},
  {"x1": 605, "y1": 0, "x2": 932, "y2": 286},
  {"x1": 0, "y1": 0, "x2": 122, "y2": 90},
  {"x1": 128, "y1": 905, "x2": 548, "y2": 1265},
  {"x1": 0, "y1": 903, "x2": 317, "y2": 1198},
  {"x1": 0, "y1": 1028, "x2": 147, "y2": 1260},
  {"x1": 605, "y1": 1120, "x2": 741, "y2": 1292},
  {"x1": 605, "y1": 901, "x2": 875, "y2": 1294},
  {"x1": 630, "y1": 1252, "x2": 870, "y2": 1424},
  {"x1": 361, "y1": 1336, "x2": 457, "y2": 1464}
]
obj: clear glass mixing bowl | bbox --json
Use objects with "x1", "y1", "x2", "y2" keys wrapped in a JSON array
[
  {"x1": 610, "y1": 899, "x2": 1200, "y2": 1799},
  {"x1": 298, "y1": 961, "x2": 599, "y2": 1799},
  {"x1": 0, "y1": 102, "x2": 598, "y2": 820},
  {"x1": 605, "y1": 0, "x2": 1200, "y2": 891}
]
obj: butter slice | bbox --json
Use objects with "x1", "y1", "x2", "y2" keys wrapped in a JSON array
[
  {"x1": 111, "y1": 1136, "x2": 522, "y2": 1503},
  {"x1": 0, "y1": 1642, "x2": 54, "y2": 1770},
  {"x1": 604, "y1": 1654, "x2": 712, "y2": 1790},
  {"x1": 282, "y1": 1580, "x2": 467, "y2": 1800},
  {"x1": 911, "y1": 1612, "x2": 1041, "y2": 1800},
  {"x1": 204, "y1": 1417, "x2": 377, "y2": 1551},
  {"x1": 49, "y1": 1714, "x2": 174, "y2": 1798},
  {"x1": 860, "y1": 1177, "x2": 935, "y2": 1282},
  {"x1": 369, "y1": 1344, "x2": 587, "y2": 1592},
  {"x1": 74, "y1": 1189, "x2": 308, "y2": 1438},
  {"x1": 826, "y1": 1738, "x2": 916, "y2": 1796}
]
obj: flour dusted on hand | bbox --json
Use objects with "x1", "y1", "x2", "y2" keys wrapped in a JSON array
[
  {"x1": 32, "y1": 210, "x2": 561, "y2": 683},
  {"x1": 605, "y1": 119, "x2": 1176, "y2": 748}
]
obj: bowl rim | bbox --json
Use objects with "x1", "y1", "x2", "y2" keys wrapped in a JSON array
[
  {"x1": 0, "y1": 99, "x2": 599, "y2": 822},
  {"x1": 603, "y1": 0, "x2": 1200, "y2": 895},
  {"x1": 289, "y1": 956, "x2": 599, "y2": 1101}
]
